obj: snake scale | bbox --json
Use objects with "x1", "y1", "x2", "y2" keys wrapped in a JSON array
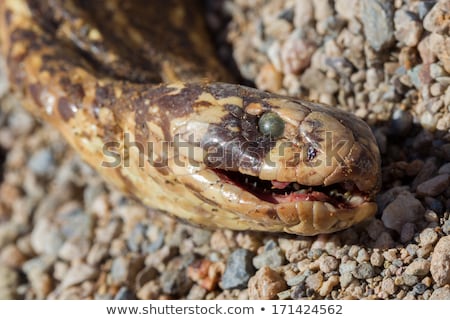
[{"x1": 0, "y1": 0, "x2": 381, "y2": 235}]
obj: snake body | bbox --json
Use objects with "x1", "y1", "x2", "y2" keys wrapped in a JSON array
[{"x1": 0, "y1": 0, "x2": 381, "y2": 235}]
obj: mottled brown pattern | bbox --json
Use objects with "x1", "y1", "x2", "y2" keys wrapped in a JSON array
[{"x1": 0, "y1": 0, "x2": 382, "y2": 235}]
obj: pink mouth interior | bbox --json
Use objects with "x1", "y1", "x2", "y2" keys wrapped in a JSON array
[{"x1": 213, "y1": 169, "x2": 353, "y2": 207}]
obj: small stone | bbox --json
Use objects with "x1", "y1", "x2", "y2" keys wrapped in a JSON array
[
  {"x1": 413, "y1": 283, "x2": 428, "y2": 295},
  {"x1": 353, "y1": 262, "x2": 375, "y2": 279},
  {"x1": 60, "y1": 263, "x2": 98, "y2": 289},
  {"x1": 305, "y1": 272, "x2": 323, "y2": 291},
  {"x1": 394, "y1": 9, "x2": 422, "y2": 47},
  {"x1": 110, "y1": 255, "x2": 145, "y2": 287},
  {"x1": 430, "y1": 287, "x2": 450, "y2": 300},
  {"x1": 256, "y1": 63, "x2": 283, "y2": 92},
  {"x1": 430, "y1": 236, "x2": 450, "y2": 286},
  {"x1": 404, "y1": 259, "x2": 431, "y2": 276},
  {"x1": 370, "y1": 251, "x2": 384, "y2": 267},
  {"x1": 318, "y1": 275, "x2": 339, "y2": 297},
  {"x1": 339, "y1": 260, "x2": 357, "y2": 275},
  {"x1": 294, "y1": 0, "x2": 314, "y2": 28},
  {"x1": 423, "y1": 0, "x2": 450, "y2": 33},
  {"x1": 319, "y1": 255, "x2": 339, "y2": 273},
  {"x1": 382, "y1": 192, "x2": 425, "y2": 233},
  {"x1": 381, "y1": 278, "x2": 396, "y2": 295},
  {"x1": 0, "y1": 266, "x2": 18, "y2": 299},
  {"x1": 253, "y1": 247, "x2": 285, "y2": 269},
  {"x1": 187, "y1": 259, "x2": 221, "y2": 291},
  {"x1": 281, "y1": 32, "x2": 316, "y2": 75},
  {"x1": 402, "y1": 274, "x2": 419, "y2": 286},
  {"x1": 417, "y1": 34, "x2": 440, "y2": 65},
  {"x1": 221, "y1": 249, "x2": 255, "y2": 290},
  {"x1": 28, "y1": 272, "x2": 53, "y2": 299},
  {"x1": 360, "y1": 0, "x2": 394, "y2": 51},
  {"x1": 418, "y1": 1, "x2": 437, "y2": 20},
  {"x1": 340, "y1": 273, "x2": 353, "y2": 288},
  {"x1": 30, "y1": 219, "x2": 64, "y2": 256},
  {"x1": 335, "y1": 0, "x2": 359, "y2": 20},
  {"x1": 248, "y1": 266, "x2": 287, "y2": 299},
  {"x1": 443, "y1": 220, "x2": 450, "y2": 235},
  {"x1": 0, "y1": 244, "x2": 27, "y2": 268},
  {"x1": 390, "y1": 109, "x2": 413, "y2": 136},
  {"x1": 127, "y1": 223, "x2": 146, "y2": 252},
  {"x1": 416, "y1": 174, "x2": 450, "y2": 197},
  {"x1": 27, "y1": 149, "x2": 55, "y2": 177},
  {"x1": 417, "y1": 244, "x2": 433, "y2": 259},
  {"x1": 136, "y1": 280, "x2": 161, "y2": 300},
  {"x1": 430, "y1": 63, "x2": 447, "y2": 79},
  {"x1": 86, "y1": 243, "x2": 109, "y2": 266},
  {"x1": 400, "y1": 223, "x2": 416, "y2": 243},
  {"x1": 300, "y1": 68, "x2": 339, "y2": 93},
  {"x1": 419, "y1": 228, "x2": 439, "y2": 246},
  {"x1": 430, "y1": 83, "x2": 444, "y2": 96},
  {"x1": 161, "y1": 255, "x2": 194, "y2": 295}
]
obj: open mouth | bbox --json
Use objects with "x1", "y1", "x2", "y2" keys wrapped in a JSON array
[{"x1": 214, "y1": 169, "x2": 369, "y2": 209}]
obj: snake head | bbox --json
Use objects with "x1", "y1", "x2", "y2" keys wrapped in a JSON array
[{"x1": 172, "y1": 83, "x2": 381, "y2": 235}]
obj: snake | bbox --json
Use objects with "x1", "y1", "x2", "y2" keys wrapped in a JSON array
[{"x1": 0, "y1": 0, "x2": 381, "y2": 235}]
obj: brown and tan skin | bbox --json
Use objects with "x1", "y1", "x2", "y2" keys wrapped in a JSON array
[{"x1": 0, "y1": 0, "x2": 381, "y2": 235}]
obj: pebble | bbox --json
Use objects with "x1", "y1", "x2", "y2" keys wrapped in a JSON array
[
  {"x1": 293, "y1": 0, "x2": 313, "y2": 28},
  {"x1": 381, "y1": 278, "x2": 396, "y2": 295},
  {"x1": 253, "y1": 247, "x2": 285, "y2": 269},
  {"x1": 430, "y1": 236, "x2": 450, "y2": 286},
  {"x1": 390, "y1": 108, "x2": 413, "y2": 136},
  {"x1": 382, "y1": 192, "x2": 425, "y2": 232},
  {"x1": 319, "y1": 255, "x2": 339, "y2": 273},
  {"x1": 335, "y1": 0, "x2": 359, "y2": 20},
  {"x1": 248, "y1": 266, "x2": 287, "y2": 299},
  {"x1": 423, "y1": 0, "x2": 450, "y2": 34},
  {"x1": 0, "y1": 244, "x2": 27, "y2": 268},
  {"x1": 318, "y1": 275, "x2": 339, "y2": 297},
  {"x1": 419, "y1": 228, "x2": 439, "y2": 246},
  {"x1": 27, "y1": 149, "x2": 55, "y2": 177},
  {"x1": 404, "y1": 259, "x2": 431, "y2": 276},
  {"x1": 136, "y1": 280, "x2": 160, "y2": 300},
  {"x1": 394, "y1": 9, "x2": 422, "y2": 47},
  {"x1": 353, "y1": 262, "x2": 375, "y2": 279},
  {"x1": 255, "y1": 63, "x2": 283, "y2": 92},
  {"x1": 161, "y1": 255, "x2": 194, "y2": 295},
  {"x1": 305, "y1": 271, "x2": 323, "y2": 291},
  {"x1": 281, "y1": 33, "x2": 316, "y2": 75},
  {"x1": 416, "y1": 174, "x2": 450, "y2": 197},
  {"x1": 370, "y1": 251, "x2": 384, "y2": 267},
  {"x1": 0, "y1": 266, "x2": 18, "y2": 299},
  {"x1": 360, "y1": 0, "x2": 394, "y2": 51},
  {"x1": 221, "y1": 249, "x2": 255, "y2": 290},
  {"x1": 30, "y1": 219, "x2": 64, "y2": 256},
  {"x1": 430, "y1": 287, "x2": 450, "y2": 300},
  {"x1": 60, "y1": 263, "x2": 98, "y2": 289},
  {"x1": 110, "y1": 255, "x2": 145, "y2": 287},
  {"x1": 28, "y1": 272, "x2": 53, "y2": 299}
]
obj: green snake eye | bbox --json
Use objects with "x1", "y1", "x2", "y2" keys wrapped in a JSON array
[{"x1": 258, "y1": 112, "x2": 285, "y2": 138}]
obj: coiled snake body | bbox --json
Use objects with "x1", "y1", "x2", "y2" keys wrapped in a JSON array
[{"x1": 0, "y1": 0, "x2": 381, "y2": 235}]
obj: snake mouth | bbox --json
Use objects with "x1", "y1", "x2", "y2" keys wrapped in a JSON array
[{"x1": 214, "y1": 169, "x2": 371, "y2": 209}]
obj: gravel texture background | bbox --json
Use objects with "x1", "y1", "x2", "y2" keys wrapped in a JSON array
[{"x1": 0, "y1": 0, "x2": 449, "y2": 300}]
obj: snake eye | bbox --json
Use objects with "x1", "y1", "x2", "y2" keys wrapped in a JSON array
[{"x1": 258, "y1": 112, "x2": 285, "y2": 138}]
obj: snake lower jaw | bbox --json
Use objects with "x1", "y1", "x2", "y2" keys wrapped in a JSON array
[{"x1": 178, "y1": 167, "x2": 378, "y2": 235}]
